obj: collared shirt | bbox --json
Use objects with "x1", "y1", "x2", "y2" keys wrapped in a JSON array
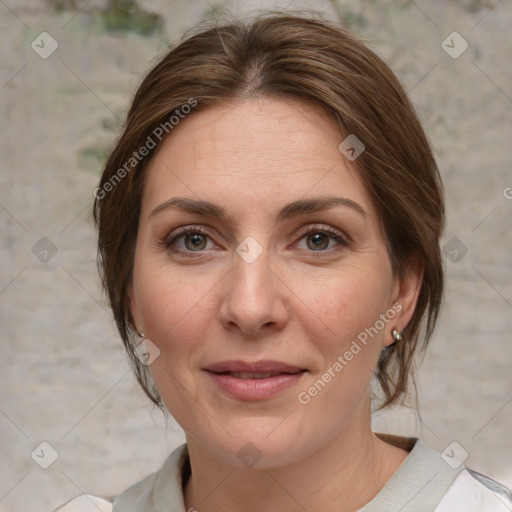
[{"x1": 56, "y1": 438, "x2": 512, "y2": 512}]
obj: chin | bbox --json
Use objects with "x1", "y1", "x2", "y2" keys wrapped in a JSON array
[{"x1": 188, "y1": 417, "x2": 325, "y2": 471}]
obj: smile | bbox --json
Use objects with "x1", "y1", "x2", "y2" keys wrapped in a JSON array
[
  {"x1": 204, "y1": 368, "x2": 308, "y2": 400},
  {"x1": 226, "y1": 371, "x2": 292, "y2": 379}
]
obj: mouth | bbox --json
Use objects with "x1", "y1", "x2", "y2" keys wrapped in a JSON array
[
  {"x1": 204, "y1": 359, "x2": 307, "y2": 374},
  {"x1": 203, "y1": 360, "x2": 308, "y2": 400},
  {"x1": 212, "y1": 370, "x2": 306, "y2": 380}
]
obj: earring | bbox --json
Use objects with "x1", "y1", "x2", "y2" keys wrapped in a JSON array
[
  {"x1": 138, "y1": 331, "x2": 145, "y2": 339},
  {"x1": 392, "y1": 329, "x2": 402, "y2": 342}
]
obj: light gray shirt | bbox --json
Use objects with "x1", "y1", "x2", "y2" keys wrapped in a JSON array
[{"x1": 56, "y1": 437, "x2": 512, "y2": 511}]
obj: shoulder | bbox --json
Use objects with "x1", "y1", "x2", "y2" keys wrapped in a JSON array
[
  {"x1": 55, "y1": 443, "x2": 189, "y2": 512},
  {"x1": 435, "y1": 468, "x2": 512, "y2": 512},
  {"x1": 112, "y1": 443, "x2": 190, "y2": 510},
  {"x1": 366, "y1": 435, "x2": 511, "y2": 512},
  {"x1": 54, "y1": 494, "x2": 113, "y2": 512}
]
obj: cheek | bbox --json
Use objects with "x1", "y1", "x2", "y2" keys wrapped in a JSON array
[
  {"x1": 132, "y1": 261, "x2": 218, "y2": 388},
  {"x1": 283, "y1": 273, "x2": 390, "y2": 455},
  {"x1": 133, "y1": 272, "x2": 210, "y2": 419},
  {"x1": 133, "y1": 245, "x2": 211, "y2": 334},
  {"x1": 300, "y1": 267, "x2": 391, "y2": 350},
  {"x1": 296, "y1": 269, "x2": 390, "y2": 404}
]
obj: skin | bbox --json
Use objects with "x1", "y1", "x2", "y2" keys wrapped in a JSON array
[{"x1": 130, "y1": 97, "x2": 423, "y2": 512}]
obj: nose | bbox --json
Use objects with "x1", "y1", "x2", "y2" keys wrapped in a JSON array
[{"x1": 218, "y1": 246, "x2": 289, "y2": 337}]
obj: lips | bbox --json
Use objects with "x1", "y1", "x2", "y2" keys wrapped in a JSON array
[
  {"x1": 226, "y1": 371, "x2": 288, "y2": 380},
  {"x1": 204, "y1": 360, "x2": 307, "y2": 400},
  {"x1": 204, "y1": 360, "x2": 306, "y2": 374}
]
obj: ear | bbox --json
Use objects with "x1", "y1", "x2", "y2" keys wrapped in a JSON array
[{"x1": 384, "y1": 257, "x2": 424, "y2": 347}]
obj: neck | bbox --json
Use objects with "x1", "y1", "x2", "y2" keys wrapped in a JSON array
[{"x1": 183, "y1": 406, "x2": 408, "y2": 512}]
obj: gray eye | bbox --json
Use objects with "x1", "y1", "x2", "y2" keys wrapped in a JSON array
[
  {"x1": 306, "y1": 232, "x2": 330, "y2": 250},
  {"x1": 184, "y1": 233, "x2": 208, "y2": 251}
]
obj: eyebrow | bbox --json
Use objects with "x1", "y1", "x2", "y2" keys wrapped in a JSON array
[{"x1": 149, "y1": 196, "x2": 366, "y2": 222}]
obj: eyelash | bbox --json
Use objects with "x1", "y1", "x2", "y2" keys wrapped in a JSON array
[{"x1": 162, "y1": 224, "x2": 349, "y2": 258}]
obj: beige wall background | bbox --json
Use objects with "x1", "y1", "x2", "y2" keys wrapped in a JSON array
[{"x1": 0, "y1": 0, "x2": 511, "y2": 510}]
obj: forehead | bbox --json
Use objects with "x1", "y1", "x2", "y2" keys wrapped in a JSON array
[
  {"x1": 157, "y1": 97, "x2": 342, "y2": 171},
  {"x1": 141, "y1": 97, "x2": 376, "y2": 220}
]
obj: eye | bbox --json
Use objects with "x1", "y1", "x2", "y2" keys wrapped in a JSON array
[
  {"x1": 163, "y1": 226, "x2": 217, "y2": 255},
  {"x1": 162, "y1": 224, "x2": 349, "y2": 257},
  {"x1": 294, "y1": 225, "x2": 349, "y2": 253}
]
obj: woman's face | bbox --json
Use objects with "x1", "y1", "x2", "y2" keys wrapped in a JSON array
[{"x1": 130, "y1": 97, "x2": 418, "y2": 468}]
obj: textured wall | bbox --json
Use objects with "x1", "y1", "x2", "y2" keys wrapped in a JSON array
[{"x1": 0, "y1": 1, "x2": 510, "y2": 510}]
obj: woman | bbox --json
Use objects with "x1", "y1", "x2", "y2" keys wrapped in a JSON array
[{"x1": 57, "y1": 12, "x2": 511, "y2": 512}]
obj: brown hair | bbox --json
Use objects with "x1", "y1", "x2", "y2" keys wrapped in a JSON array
[{"x1": 93, "y1": 11, "x2": 445, "y2": 410}]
